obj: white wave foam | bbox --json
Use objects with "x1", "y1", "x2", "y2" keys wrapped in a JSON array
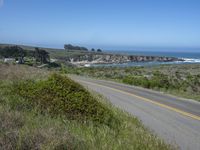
[{"x1": 182, "y1": 58, "x2": 200, "y2": 63}]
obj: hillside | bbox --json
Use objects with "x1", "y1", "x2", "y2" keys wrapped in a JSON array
[
  {"x1": 0, "y1": 64, "x2": 174, "y2": 150},
  {"x1": 0, "y1": 43, "x2": 63, "y2": 52}
]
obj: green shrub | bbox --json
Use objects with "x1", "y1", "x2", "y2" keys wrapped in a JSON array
[
  {"x1": 122, "y1": 76, "x2": 150, "y2": 88},
  {"x1": 48, "y1": 62, "x2": 61, "y2": 68},
  {"x1": 13, "y1": 74, "x2": 119, "y2": 127},
  {"x1": 122, "y1": 76, "x2": 135, "y2": 85}
]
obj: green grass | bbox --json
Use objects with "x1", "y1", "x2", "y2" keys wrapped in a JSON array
[
  {"x1": 0, "y1": 64, "x2": 175, "y2": 150},
  {"x1": 13, "y1": 73, "x2": 119, "y2": 127},
  {"x1": 63, "y1": 64, "x2": 200, "y2": 102}
]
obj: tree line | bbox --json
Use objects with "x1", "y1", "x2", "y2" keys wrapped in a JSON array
[
  {"x1": 0, "y1": 46, "x2": 49, "y2": 64},
  {"x1": 91, "y1": 48, "x2": 102, "y2": 52},
  {"x1": 64, "y1": 44, "x2": 102, "y2": 52},
  {"x1": 64, "y1": 44, "x2": 88, "y2": 51}
]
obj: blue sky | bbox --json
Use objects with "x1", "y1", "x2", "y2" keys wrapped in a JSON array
[{"x1": 0, "y1": 0, "x2": 200, "y2": 51}]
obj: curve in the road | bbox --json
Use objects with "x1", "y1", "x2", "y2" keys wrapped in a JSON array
[
  {"x1": 80, "y1": 80, "x2": 200, "y2": 121},
  {"x1": 70, "y1": 75, "x2": 200, "y2": 150}
]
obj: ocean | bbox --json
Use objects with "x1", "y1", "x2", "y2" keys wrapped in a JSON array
[{"x1": 92, "y1": 51, "x2": 200, "y2": 67}]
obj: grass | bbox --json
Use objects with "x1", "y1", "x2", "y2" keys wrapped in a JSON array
[
  {"x1": 0, "y1": 64, "x2": 176, "y2": 150},
  {"x1": 0, "y1": 106, "x2": 86, "y2": 150},
  {"x1": 63, "y1": 64, "x2": 200, "y2": 102},
  {"x1": 13, "y1": 73, "x2": 119, "y2": 126},
  {"x1": 0, "y1": 63, "x2": 49, "y2": 81}
]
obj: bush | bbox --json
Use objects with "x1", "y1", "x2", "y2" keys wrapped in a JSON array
[
  {"x1": 47, "y1": 62, "x2": 61, "y2": 68},
  {"x1": 122, "y1": 76, "x2": 150, "y2": 88},
  {"x1": 13, "y1": 74, "x2": 119, "y2": 127},
  {"x1": 122, "y1": 76, "x2": 135, "y2": 85},
  {"x1": 149, "y1": 71, "x2": 170, "y2": 89}
]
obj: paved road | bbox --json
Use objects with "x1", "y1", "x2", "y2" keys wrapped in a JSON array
[{"x1": 70, "y1": 75, "x2": 200, "y2": 150}]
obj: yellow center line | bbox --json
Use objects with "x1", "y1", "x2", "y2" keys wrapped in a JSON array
[{"x1": 80, "y1": 80, "x2": 200, "y2": 121}]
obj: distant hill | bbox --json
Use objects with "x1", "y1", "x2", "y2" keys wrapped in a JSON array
[
  {"x1": 0, "y1": 43, "x2": 104, "y2": 59},
  {"x1": 0, "y1": 43, "x2": 65, "y2": 59},
  {"x1": 0, "y1": 43, "x2": 64, "y2": 52}
]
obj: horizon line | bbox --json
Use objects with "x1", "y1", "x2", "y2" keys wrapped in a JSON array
[{"x1": 0, "y1": 42, "x2": 200, "y2": 52}]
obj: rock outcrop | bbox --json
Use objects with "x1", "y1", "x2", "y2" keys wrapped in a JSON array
[{"x1": 69, "y1": 53, "x2": 183, "y2": 65}]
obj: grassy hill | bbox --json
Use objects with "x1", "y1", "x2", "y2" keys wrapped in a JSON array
[
  {"x1": 0, "y1": 43, "x2": 106, "y2": 60},
  {"x1": 0, "y1": 64, "x2": 175, "y2": 150},
  {"x1": 0, "y1": 43, "x2": 63, "y2": 52}
]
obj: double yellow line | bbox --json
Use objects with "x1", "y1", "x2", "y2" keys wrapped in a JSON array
[{"x1": 80, "y1": 80, "x2": 200, "y2": 121}]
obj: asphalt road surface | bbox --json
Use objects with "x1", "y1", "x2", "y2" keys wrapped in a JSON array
[{"x1": 70, "y1": 75, "x2": 200, "y2": 150}]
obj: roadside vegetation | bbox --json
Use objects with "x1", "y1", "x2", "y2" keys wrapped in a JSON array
[
  {"x1": 63, "y1": 64, "x2": 200, "y2": 101},
  {"x1": 0, "y1": 64, "x2": 175, "y2": 150}
]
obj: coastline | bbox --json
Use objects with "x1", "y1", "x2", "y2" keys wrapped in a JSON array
[
  {"x1": 69, "y1": 51, "x2": 200, "y2": 67},
  {"x1": 69, "y1": 53, "x2": 184, "y2": 67}
]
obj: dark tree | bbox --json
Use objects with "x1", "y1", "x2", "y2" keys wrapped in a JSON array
[
  {"x1": 91, "y1": 48, "x2": 95, "y2": 52},
  {"x1": 64, "y1": 44, "x2": 88, "y2": 51},
  {"x1": 17, "y1": 46, "x2": 26, "y2": 64},
  {"x1": 0, "y1": 46, "x2": 26, "y2": 63},
  {"x1": 97, "y1": 49, "x2": 102, "y2": 52},
  {"x1": 34, "y1": 48, "x2": 49, "y2": 64}
]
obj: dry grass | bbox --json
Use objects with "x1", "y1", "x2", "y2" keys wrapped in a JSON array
[
  {"x1": 0, "y1": 64, "x2": 49, "y2": 81},
  {"x1": 0, "y1": 106, "x2": 87, "y2": 150}
]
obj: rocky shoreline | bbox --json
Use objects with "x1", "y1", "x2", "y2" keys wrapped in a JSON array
[{"x1": 69, "y1": 53, "x2": 184, "y2": 66}]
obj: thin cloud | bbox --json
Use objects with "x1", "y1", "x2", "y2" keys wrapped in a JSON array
[{"x1": 0, "y1": 0, "x2": 4, "y2": 7}]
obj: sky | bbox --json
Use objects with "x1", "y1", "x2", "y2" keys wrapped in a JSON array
[{"x1": 0, "y1": 0, "x2": 200, "y2": 51}]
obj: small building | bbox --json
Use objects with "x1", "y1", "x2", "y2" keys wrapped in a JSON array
[{"x1": 4, "y1": 58, "x2": 15, "y2": 63}]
